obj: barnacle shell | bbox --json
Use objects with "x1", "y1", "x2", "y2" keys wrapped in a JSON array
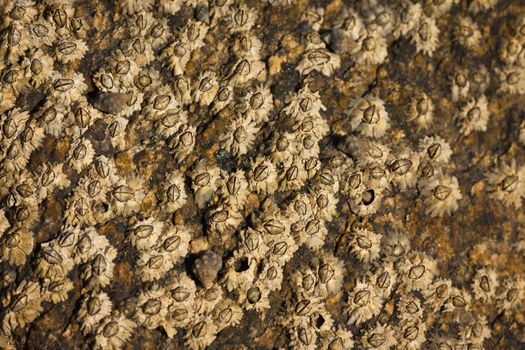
[
  {"x1": 410, "y1": 16, "x2": 440, "y2": 56},
  {"x1": 349, "y1": 228, "x2": 382, "y2": 264},
  {"x1": 347, "y1": 278, "x2": 383, "y2": 325},
  {"x1": 471, "y1": 268, "x2": 499, "y2": 302},
  {"x1": 2, "y1": 280, "x2": 43, "y2": 335},
  {"x1": 421, "y1": 172, "x2": 462, "y2": 217},
  {"x1": 93, "y1": 311, "x2": 136, "y2": 350},
  {"x1": 485, "y1": 160, "x2": 525, "y2": 209},
  {"x1": 351, "y1": 29, "x2": 388, "y2": 65},
  {"x1": 456, "y1": 95, "x2": 490, "y2": 136},
  {"x1": 407, "y1": 91, "x2": 434, "y2": 131},
  {"x1": 76, "y1": 291, "x2": 113, "y2": 335},
  {"x1": 398, "y1": 251, "x2": 437, "y2": 292},
  {"x1": 348, "y1": 95, "x2": 390, "y2": 138},
  {"x1": 0, "y1": 226, "x2": 33, "y2": 266},
  {"x1": 395, "y1": 318, "x2": 427, "y2": 350},
  {"x1": 361, "y1": 322, "x2": 397, "y2": 349}
]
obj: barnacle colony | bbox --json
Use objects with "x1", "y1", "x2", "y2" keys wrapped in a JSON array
[{"x1": 0, "y1": 0, "x2": 524, "y2": 349}]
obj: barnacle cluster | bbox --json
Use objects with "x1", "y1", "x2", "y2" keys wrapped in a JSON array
[{"x1": 0, "y1": 0, "x2": 524, "y2": 349}]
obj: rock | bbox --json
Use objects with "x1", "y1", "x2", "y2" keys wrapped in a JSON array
[
  {"x1": 92, "y1": 92, "x2": 131, "y2": 115},
  {"x1": 192, "y1": 251, "x2": 222, "y2": 288}
]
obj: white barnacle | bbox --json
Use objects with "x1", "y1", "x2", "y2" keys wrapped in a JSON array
[
  {"x1": 232, "y1": 32, "x2": 263, "y2": 61},
  {"x1": 170, "y1": 124, "x2": 196, "y2": 163},
  {"x1": 257, "y1": 259, "x2": 284, "y2": 292},
  {"x1": 444, "y1": 287, "x2": 472, "y2": 315},
  {"x1": 351, "y1": 29, "x2": 388, "y2": 65},
  {"x1": 368, "y1": 262, "x2": 397, "y2": 299},
  {"x1": 309, "y1": 188, "x2": 337, "y2": 221},
  {"x1": 396, "y1": 293, "x2": 424, "y2": 322},
  {"x1": 387, "y1": 147, "x2": 420, "y2": 191},
  {"x1": 248, "y1": 156, "x2": 278, "y2": 195},
  {"x1": 81, "y1": 245, "x2": 118, "y2": 290},
  {"x1": 245, "y1": 84, "x2": 273, "y2": 125},
  {"x1": 349, "y1": 228, "x2": 382, "y2": 264},
  {"x1": 237, "y1": 228, "x2": 270, "y2": 261},
  {"x1": 468, "y1": 0, "x2": 498, "y2": 13},
  {"x1": 495, "y1": 66, "x2": 525, "y2": 95},
  {"x1": 278, "y1": 158, "x2": 308, "y2": 191},
  {"x1": 470, "y1": 65, "x2": 491, "y2": 95},
  {"x1": 422, "y1": 278, "x2": 453, "y2": 312},
  {"x1": 220, "y1": 113, "x2": 259, "y2": 157},
  {"x1": 191, "y1": 159, "x2": 221, "y2": 208},
  {"x1": 417, "y1": 135, "x2": 453, "y2": 165},
  {"x1": 228, "y1": 5, "x2": 257, "y2": 33},
  {"x1": 297, "y1": 46, "x2": 341, "y2": 77},
  {"x1": 360, "y1": 322, "x2": 397, "y2": 350},
  {"x1": 107, "y1": 116, "x2": 129, "y2": 150},
  {"x1": 110, "y1": 176, "x2": 146, "y2": 215},
  {"x1": 54, "y1": 37, "x2": 88, "y2": 64},
  {"x1": 294, "y1": 217, "x2": 328, "y2": 250},
  {"x1": 456, "y1": 95, "x2": 490, "y2": 136},
  {"x1": 184, "y1": 317, "x2": 219, "y2": 350},
  {"x1": 395, "y1": 318, "x2": 427, "y2": 350},
  {"x1": 409, "y1": 15, "x2": 440, "y2": 56},
  {"x1": 161, "y1": 39, "x2": 192, "y2": 77},
  {"x1": 398, "y1": 251, "x2": 437, "y2": 292},
  {"x1": 472, "y1": 268, "x2": 499, "y2": 303},
  {"x1": 381, "y1": 229, "x2": 411, "y2": 262},
  {"x1": 282, "y1": 84, "x2": 326, "y2": 122},
  {"x1": 228, "y1": 57, "x2": 266, "y2": 85},
  {"x1": 128, "y1": 217, "x2": 164, "y2": 251},
  {"x1": 450, "y1": 68, "x2": 470, "y2": 102},
  {"x1": 76, "y1": 291, "x2": 113, "y2": 335},
  {"x1": 0, "y1": 226, "x2": 33, "y2": 266},
  {"x1": 159, "y1": 171, "x2": 187, "y2": 213},
  {"x1": 2, "y1": 280, "x2": 43, "y2": 335},
  {"x1": 348, "y1": 95, "x2": 390, "y2": 138},
  {"x1": 67, "y1": 138, "x2": 95, "y2": 173},
  {"x1": 207, "y1": 205, "x2": 243, "y2": 235},
  {"x1": 49, "y1": 72, "x2": 87, "y2": 105},
  {"x1": 347, "y1": 278, "x2": 383, "y2": 325},
  {"x1": 218, "y1": 170, "x2": 250, "y2": 208},
  {"x1": 394, "y1": 2, "x2": 422, "y2": 38},
  {"x1": 134, "y1": 285, "x2": 174, "y2": 337},
  {"x1": 485, "y1": 160, "x2": 525, "y2": 209},
  {"x1": 192, "y1": 70, "x2": 219, "y2": 106},
  {"x1": 212, "y1": 298, "x2": 243, "y2": 331},
  {"x1": 93, "y1": 311, "x2": 136, "y2": 350},
  {"x1": 41, "y1": 278, "x2": 74, "y2": 304},
  {"x1": 421, "y1": 172, "x2": 462, "y2": 217},
  {"x1": 315, "y1": 252, "x2": 345, "y2": 296},
  {"x1": 21, "y1": 49, "x2": 54, "y2": 87},
  {"x1": 453, "y1": 17, "x2": 481, "y2": 50},
  {"x1": 27, "y1": 20, "x2": 56, "y2": 47},
  {"x1": 407, "y1": 91, "x2": 434, "y2": 131}
]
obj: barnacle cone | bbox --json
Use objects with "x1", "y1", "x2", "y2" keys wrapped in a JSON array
[{"x1": 1, "y1": 0, "x2": 525, "y2": 349}]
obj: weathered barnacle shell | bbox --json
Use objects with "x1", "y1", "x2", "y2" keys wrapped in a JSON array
[
  {"x1": 407, "y1": 91, "x2": 434, "y2": 131},
  {"x1": 289, "y1": 323, "x2": 319, "y2": 350},
  {"x1": 191, "y1": 159, "x2": 221, "y2": 208},
  {"x1": 456, "y1": 95, "x2": 490, "y2": 136},
  {"x1": 282, "y1": 84, "x2": 327, "y2": 122},
  {"x1": 184, "y1": 317, "x2": 219, "y2": 350},
  {"x1": 169, "y1": 124, "x2": 197, "y2": 163},
  {"x1": 351, "y1": 29, "x2": 388, "y2": 65},
  {"x1": 349, "y1": 228, "x2": 382, "y2": 264},
  {"x1": 0, "y1": 226, "x2": 33, "y2": 266},
  {"x1": 220, "y1": 114, "x2": 259, "y2": 157},
  {"x1": 347, "y1": 278, "x2": 383, "y2": 325},
  {"x1": 485, "y1": 160, "x2": 525, "y2": 209},
  {"x1": 394, "y1": 2, "x2": 422, "y2": 38},
  {"x1": 421, "y1": 172, "x2": 462, "y2": 217},
  {"x1": 398, "y1": 251, "x2": 437, "y2": 292},
  {"x1": 221, "y1": 253, "x2": 258, "y2": 294},
  {"x1": 453, "y1": 17, "x2": 481, "y2": 50},
  {"x1": 387, "y1": 147, "x2": 420, "y2": 190},
  {"x1": 21, "y1": 49, "x2": 54, "y2": 87},
  {"x1": 422, "y1": 278, "x2": 453, "y2": 312},
  {"x1": 41, "y1": 278, "x2": 74, "y2": 304},
  {"x1": 233, "y1": 32, "x2": 263, "y2": 61},
  {"x1": 49, "y1": 72, "x2": 87, "y2": 105},
  {"x1": 128, "y1": 217, "x2": 164, "y2": 251},
  {"x1": 315, "y1": 252, "x2": 345, "y2": 296},
  {"x1": 360, "y1": 322, "x2": 397, "y2": 350},
  {"x1": 192, "y1": 71, "x2": 219, "y2": 106},
  {"x1": 444, "y1": 287, "x2": 472, "y2": 315},
  {"x1": 159, "y1": 171, "x2": 188, "y2": 213},
  {"x1": 418, "y1": 135, "x2": 453, "y2": 165},
  {"x1": 93, "y1": 311, "x2": 136, "y2": 350},
  {"x1": 410, "y1": 15, "x2": 440, "y2": 56},
  {"x1": 395, "y1": 318, "x2": 427, "y2": 350},
  {"x1": 2, "y1": 280, "x2": 43, "y2": 335},
  {"x1": 67, "y1": 138, "x2": 95, "y2": 174},
  {"x1": 471, "y1": 268, "x2": 499, "y2": 303},
  {"x1": 458, "y1": 312, "x2": 491, "y2": 345},
  {"x1": 76, "y1": 291, "x2": 113, "y2": 335},
  {"x1": 347, "y1": 95, "x2": 390, "y2": 138}
]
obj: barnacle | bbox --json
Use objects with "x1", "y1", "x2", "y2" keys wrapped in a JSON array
[
  {"x1": 421, "y1": 172, "x2": 462, "y2": 217},
  {"x1": 361, "y1": 322, "x2": 397, "y2": 349},
  {"x1": 496, "y1": 66, "x2": 525, "y2": 95},
  {"x1": 407, "y1": 91, "x2": 434, "y2": 130},
  {"x1": 418, "y1": 135, "x2": 453, "y2": 165},
  {"x1": 456, "y1": 95, "x2": 490, "y2": 136},
  {"x1": 453, "y1": 17, "x2": 481, "y2": 50},
  {"x1": 410, "y1": 16, "x2": 440, "y2": 56},
  {"x1": 349, "y1": 228, "x2": 382, "y2": 264},
  {"x1": 347, "y1": 95, "x2": 390, "y2": 138},
  {"x1": 0, "y1": 226, "x2": 34, "y2": 266},
  {"x1": 351, "y1": 29, "x2": 388, "y2": 66},
  {"x1": 80, "y1": 245, "x2": 118, "y2": 290},
  {"x1": 394, "y1": 2, "x2": 422, "y2": 37},
  {"x1": 220, "y1": 113, "x2": 259, "y2": 157},
  {"x1": 296, "y1": 47, "x2": 341, "y2": 77},
  {"x1": 347, "y1": 278, "x2": 383, "y2": 325},
  {"x1": 387, "y1": 147, "x2": 419, "y2": 190},
  {"x1": 368, "y1": 262, "x2": 397, "y2": 299},
  {"x1": 398, "y1": 251, "x2": 437, "y2": 292},
  {"x1": 2, "y1": 280, "x2": 43, "y2": 335},
  {"x1": 184, "y1": 317, "x2": 219, "y2": 350},
  {"x1": 159, "y1": 171, "x2": 188, "y2": 213},
  {"x1": 76, "y1": 291, "x2": 113, "y2": 335},
  {"x1": 134, "y1": 285, "x2": 175, "y2": 336},
  {"x1": 191, "y1": 159, "x2": 221, "y2": 208},
  {"x1": 485, "y1": 160, "x2": 525, "y2": 209},
  {"x1": 469, "y1": 0, "x2": 498, "y2": 13},
  {"x1": 471, "y1": 267, "x2": 499, "y2": 302},
  {"x1": 93, "y1": 311, "x2": 136, "y2": 350},
  {"x1": 395, "y1": 318, "x2": 427, "y2": 350},
  {"x1": 248, "y1": 156, "x2": 278, "y2": 195},
  {"x1": 396, "y1": 293, "x2": 424, "y2": 321}
]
